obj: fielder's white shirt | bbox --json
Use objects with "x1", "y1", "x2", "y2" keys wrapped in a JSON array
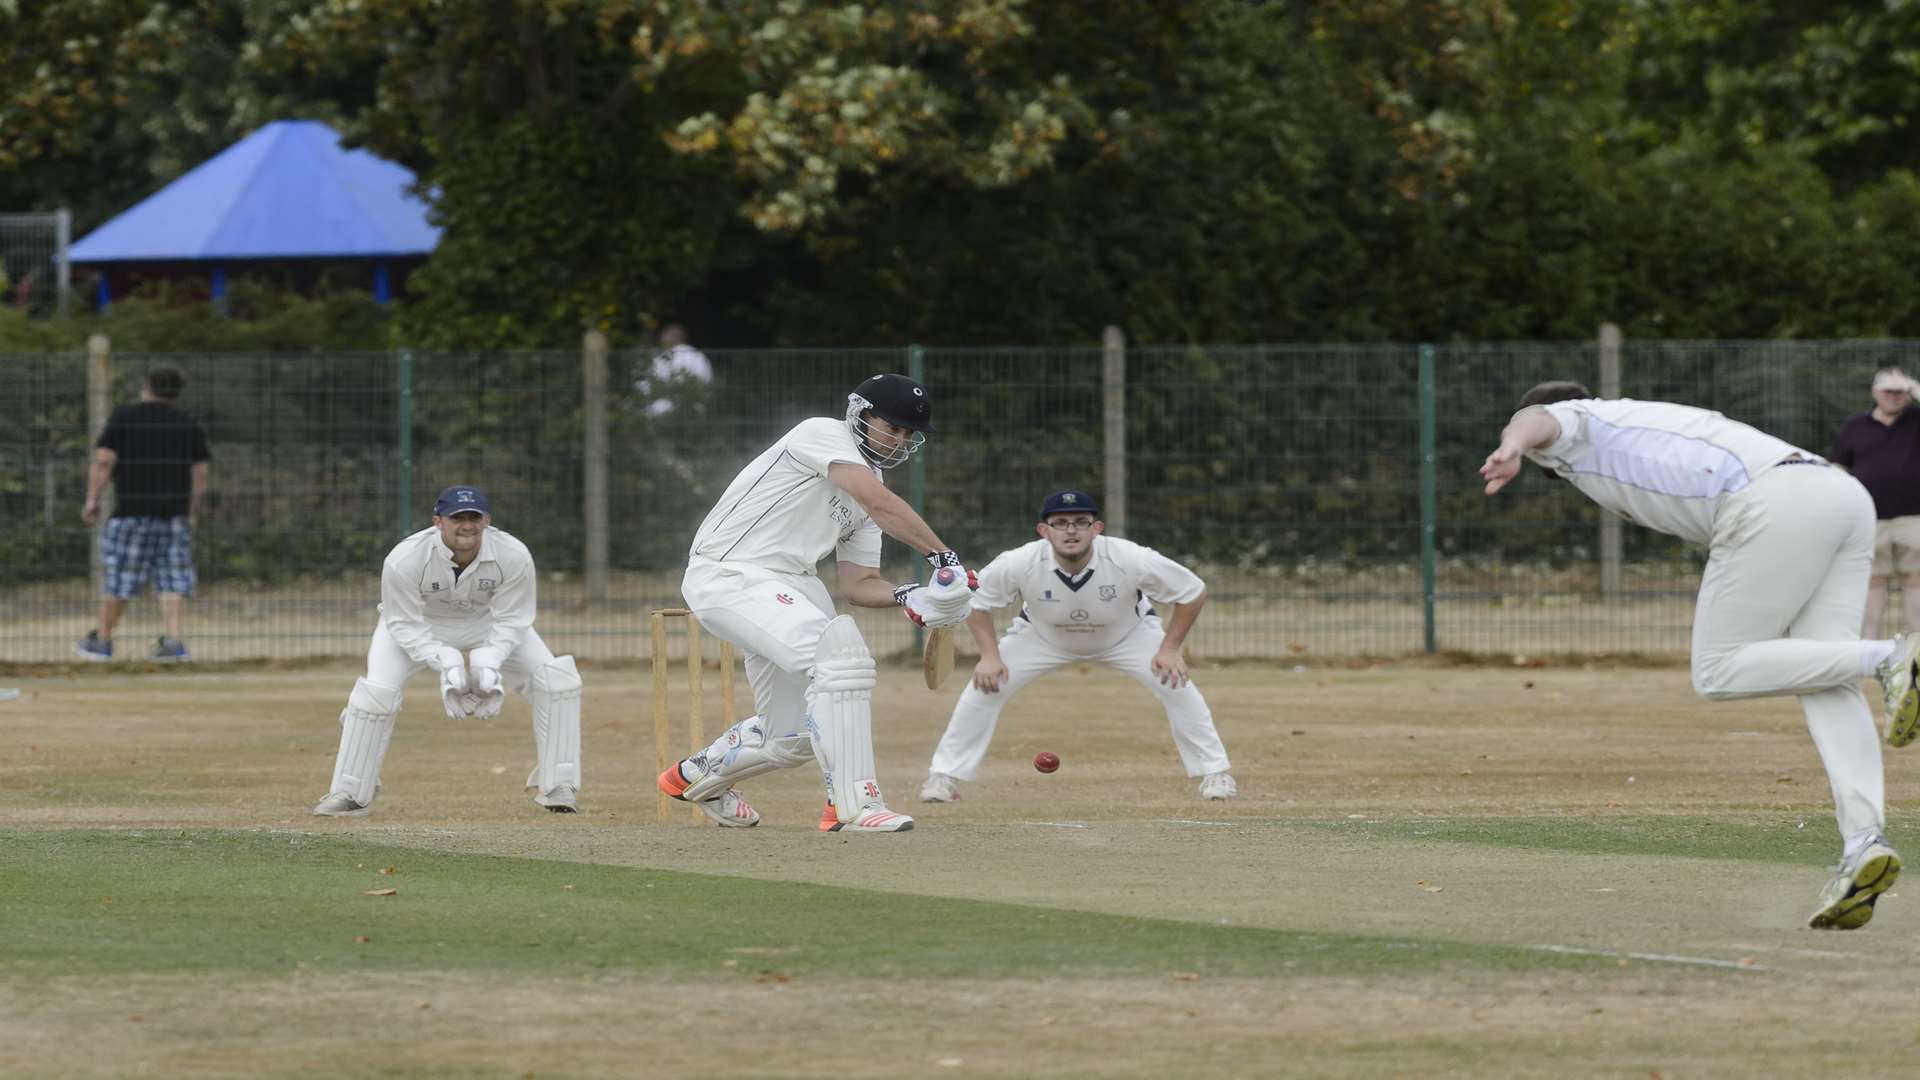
[
  {"x1": 1523, "y1": 398, "x2": 1812, "y2": 545},
  {"x1": 380, "y1": 525, "x2": 537, "y2": 669},
  {"x1": 688, "y1": 417, "x2": 883, "y2": 574},
  {"x1": 971, "y1": 535, "x2": 1205, "y2": 656}
]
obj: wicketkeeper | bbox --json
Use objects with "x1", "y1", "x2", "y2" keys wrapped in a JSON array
[
  {"x1": 918, "y1": 490, "x2": 1237, "y2": 804},
  {"x1": 312, "y1": 485, "x2": 583, "y2": 817},
  {"x1": 658, "y1": 373, "x2": 975, "y2": 832}
]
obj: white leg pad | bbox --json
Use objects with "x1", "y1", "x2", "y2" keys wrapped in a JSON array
[
  {"x1": 806, "y1": 615, "x2": 881, "y2": 822},
  {"x1": 527, "y1": 655, "x2": 582, "y2": 795},
  {"x1": 330, "y1": 678, "x2": 402, "y2": 805},
  {"x1": 682, "y1": 715, "x2": 815, "y2": 802}
]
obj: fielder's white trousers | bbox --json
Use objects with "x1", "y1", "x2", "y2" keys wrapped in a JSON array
[
  {"x1": 681, "y1": 559, "x2": 839, "y2": 741},
  {"x1": 927, "y1": 616, "x2": 1231, "y2": 781},
  {"x1": 1689, "y1": 463, "x2": 1883, "y2": 839}
]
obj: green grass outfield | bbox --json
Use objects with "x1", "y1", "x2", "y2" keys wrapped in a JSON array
[{"x1": 2, "y1": 829, "x2": 1605, "y2": 979}]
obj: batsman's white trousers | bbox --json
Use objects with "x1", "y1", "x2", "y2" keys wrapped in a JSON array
[
  {"x1": 681, "y1": 559, "x2": 839, "y2": 740},
  {"x1": 927, "y1": 615, "x2": 1231, "y2": 781},
  {"x1": 363, "y1": 617, "x2": 558, "y2": 691},
  {"x1": 1689, "y1": 462, "x2": 1883, "y2": 840}
]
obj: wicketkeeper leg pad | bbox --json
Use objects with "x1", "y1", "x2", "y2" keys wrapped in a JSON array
[
  {"x1": 330, "y1": 677, "x2": 402, "y2": 805},
  {"x1": 806, "y1": 615, "x2": 881, "y2": 822},
  {"x1": 526, "y1": 655, "x2": 582, "y2": 795},
  {"x1": 681, "y1": 715, "x2": 815, "y2": 802}
]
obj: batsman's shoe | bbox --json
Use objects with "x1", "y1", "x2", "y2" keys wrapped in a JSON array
[
  {"x1": 1878, "y1": 634, "x2": 1920, "y2": 747},
  {"x1": 825, "y1": 802, "x2": 915, "y2": 833},
  {"x1": 1808, "y1": 836, "x2": 1901, "y2": 930},
  {"x1": 1198, "y1": 772, "x2": 1239, "y2": 800},
  {"x1": 695, "y1": 788, "x2": 760, "y2": 828},
  {"x1": 149, "y1": 636, "x2": 189, "y2": 663},
  {"x1": 818, "y1": 801, "x2": 839, "y2": 832},
  {"x1": 312, "y1": 791, "x2": 370, "y2": 818},
  {"x1": 535, "y1": 784, "x2": 578, "y2": 813},
  {"x1": 75, "y1": 631, "x2": 112, "y2": 662},
  {"x1": 918, "y1": 772, "x2": 960, "y2": 803},
  {"x1": 658, "y1": 761, "x2": 695, "y2": 799}
]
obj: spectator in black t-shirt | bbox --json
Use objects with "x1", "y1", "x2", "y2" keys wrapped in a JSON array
[
  {"x1": 1832, "y1": 366, "x2": 1920, "y2": 638},
  {"x1": 77, "y1": 365, "x2": 212, "y2": 662}
]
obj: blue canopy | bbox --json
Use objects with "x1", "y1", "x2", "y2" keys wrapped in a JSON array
[{"x1": 70, "y1": 120, "x2": 440, "y2": 263}]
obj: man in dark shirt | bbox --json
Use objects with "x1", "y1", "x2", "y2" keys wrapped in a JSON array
[
  {"x1": 78, "y1": 365, "x2": 212, "y2": 662},
  {"x1": 1832, "y1": 366, "x2": 1920, "y2": 638}
]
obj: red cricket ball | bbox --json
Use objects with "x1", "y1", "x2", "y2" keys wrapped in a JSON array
[
  {"x1": 1033, "y1": 751, "x2": 1061, "y2": 773},
  {"x1": 935, "y1": 568, "x2": 956, "y2": 586}
]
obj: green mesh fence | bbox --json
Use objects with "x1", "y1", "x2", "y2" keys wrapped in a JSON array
[{"x1": 2, "y1": 341, "x2": 1916, "y2": 662}]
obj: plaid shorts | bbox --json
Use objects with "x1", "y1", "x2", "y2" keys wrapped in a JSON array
[{"x1": 100, "y1": 516, "x2": 196, "y2": 599}]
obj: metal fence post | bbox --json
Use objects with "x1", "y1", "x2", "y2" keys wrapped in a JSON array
[
  {"x1": 55, "y1": 208, "x2": 72, "y2": 318},
  {"x1": 583, "y1": 330, "x2": 610, "y2": 603},
  {"x1": 1598, "y1": 323, "x2": 1623, "y2": 599},
  {"x1": 1419, "y1": 344, "x2": 1438, "y2": 654},
  {"x1": 396, "y1": 349, "x2": 414, "y2": 539},
  {"x1": 86, "y1": 334, "x2": 112, "y2": 597},
  {"x1": 1102, "y1": 326, "x2": 1127, "y2": 537},
  {"x1": 907, "y1": 344, "x2": 927, "y2": 653}
]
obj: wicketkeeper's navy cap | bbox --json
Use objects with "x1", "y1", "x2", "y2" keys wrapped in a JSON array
[
  {"x1": 433, "y1": 485, "x2": 490, "y2": 517},
  {"x1": 1039, "y1": 490, "x2": 1099, "y2": 520}
]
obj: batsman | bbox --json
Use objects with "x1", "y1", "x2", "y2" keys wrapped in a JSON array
[{"x1": 658, "y1": 374, "x2": 975, "y2": 832}]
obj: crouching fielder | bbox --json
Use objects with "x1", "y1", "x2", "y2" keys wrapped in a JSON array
[
  {"x1": 919, "y1": 489, "x2": 1237, "y2": 804},
  {"x1": 1482, "y1": 383, "x2": 1920, "y2": 930},
  {"x1": 659, "y1": 373, "x2": 975, "y2": 833},
  {"x1": 313, "y1": 485, "x2": 583, "y2": 817}
]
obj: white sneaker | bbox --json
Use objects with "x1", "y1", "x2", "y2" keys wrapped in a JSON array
[
  {"x1": 828, "y1": 803, "x2": 915, "y2": 833},
  {"x1": 695, "y1": 788, "x2": 760, "y2": 828},
  {"x1": 1198, "y1": 772, "x2": 1238, "y2": 800},
  {"x1": 534, "y1": 785, "x2": 578, "y2": 813},
  {"x1": 919, "y1": 772, "x2": 960, "y2": 803},
  {"x1": 1878, "y1": 634, "x2": 1920, "y2": 747},
  {"x1": 1808, "y1": 835, "x2": 1901, "y2": 930},
  {"x1": 312, "y1": 791, "x2": 369, "y2": 817}
]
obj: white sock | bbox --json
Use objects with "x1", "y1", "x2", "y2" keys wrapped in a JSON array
[
  {"x1": 1844, "y1": 827, "x2": 1889, "y2": 860},
  {"x1": 1861, "y1": 640, "x2": 1897, "y2": 676}
]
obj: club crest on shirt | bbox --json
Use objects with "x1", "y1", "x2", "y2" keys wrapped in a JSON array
[
  {"x1": 430, "y1": 582, "x2": 443, "y2": 591},
  {"x1": 478, "y1": 578, "x2": 496, "y2": 591},
  {"x1": 1098, "y1": 584, "x2": 1117, "y2": 601},
  {"x1": 776, "y1": 593, "x2": 795, "y2": 605}
]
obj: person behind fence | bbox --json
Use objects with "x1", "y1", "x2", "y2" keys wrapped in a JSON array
[
  {"x1": 77, "y1": 364, "x2": 210, "y2": 663},
  {"x1": 1481, "y1": 381, "x2": 1920, "y2": 930},
  {"x1": 312, "y1": 485, "x2": 583, "y2": 818},
  {"x1": 918, "y1": 489, "x2": 1238, "y2": 804},
  {"x1": 631, "y1": 323, "x2": 713, "y2": 417},
  {"x1": 1830, "y1": 367, "x2": 1920, "y2": 638},
  {"x1": 657, "y1": 373, "x2": 976, "y2": 833}
]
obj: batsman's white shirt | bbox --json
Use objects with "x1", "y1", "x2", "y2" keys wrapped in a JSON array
[
  {"x1": 971, "y1": 535, "x2": 1205, "y2": 656},
  {"x1": 1522, "y1": 397, "x2": 1887, "y2": 845},
  {"x1": 688, "y1": 417, "x2": 883, "y2": 574},
  {"x1": 379, "y1": 525, "x2": 537, "y2": 670},
  {"x1": 1522, "y1": 398, "x2": 1811, "y2": 544}
]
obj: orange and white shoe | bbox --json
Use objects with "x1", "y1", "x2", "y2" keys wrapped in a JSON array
[
  {"x1": 660, "y1": 761, "x2": 760, "y2": 828},
  {"x1": 694, "y1": 787, "x2": 760, "y2": 828},
  {"x1": 822, "y1": 802, "x2": 915, "y2": 833}
]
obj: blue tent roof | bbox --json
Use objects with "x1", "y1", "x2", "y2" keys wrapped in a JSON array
[{"x1": 70, "y1": 120, "x2": 440, "y2": 263}]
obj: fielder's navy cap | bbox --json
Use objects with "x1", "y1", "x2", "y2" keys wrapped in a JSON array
[
  {"x1": 433, "y1": 485, "x2": 490, "y2": 517},
  {"x1": 1039, "y1": 490, "x2": 1099, "y2": 520}
]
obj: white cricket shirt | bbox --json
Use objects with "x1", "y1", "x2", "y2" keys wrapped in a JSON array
[
  {"x1": 688, "y1": 417, "x2": 884, "y2": 574},
  {"x1": 1523, "y1": 398, "x2": 1813, "y2": 545},
  {"x1": 380, "y1": 525, "x2": 537, "y2": 669},
  {"x1": 971, "y1": 535, "x2": 1205, "y2": 656}
]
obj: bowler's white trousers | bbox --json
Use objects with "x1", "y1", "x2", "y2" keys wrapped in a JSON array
[
  {"x1": 1688, "y1": 462, "x2": 1883, "y2": 840},
  {"x1": 927, "y1": 615, "x2": 1231, "y2": 781}
]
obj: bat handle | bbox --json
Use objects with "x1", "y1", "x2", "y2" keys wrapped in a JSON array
[{"x1": 935, "y1": 568, "x2": 956, "y2": 586}]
